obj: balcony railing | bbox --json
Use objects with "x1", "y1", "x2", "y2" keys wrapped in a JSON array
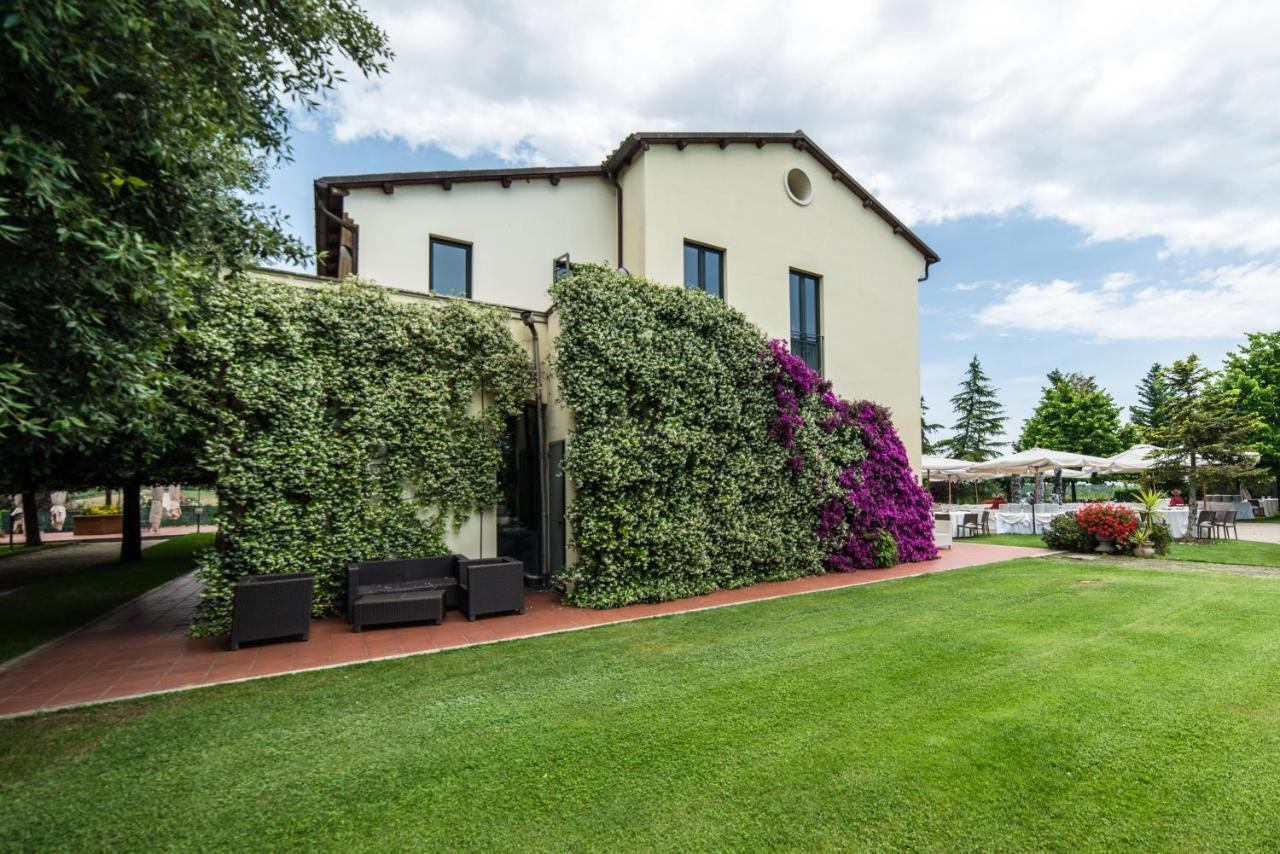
[{"x1": 790, "y1": 332, "x2": 823, "y2": 375}]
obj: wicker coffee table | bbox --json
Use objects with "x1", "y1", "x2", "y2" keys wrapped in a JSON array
[{"x1": 352, "y1": 588, "x2": 445, "y2": 632}]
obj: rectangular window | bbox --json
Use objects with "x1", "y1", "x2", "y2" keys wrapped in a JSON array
[
  {"x1": 430, "y1": 237, "x2": 471, "y2": 298},
  {"x1": 683, "y1": 241, "x2": 724, "y2": 299},
  {"x1": 789, "y1": 270, "x2": 822, "y2": 374}
]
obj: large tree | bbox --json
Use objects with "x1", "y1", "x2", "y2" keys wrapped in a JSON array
[
  {"x1": 1151, "y1": 355, "x2": 1261, "y2": 538},
  {"x1": 1130, "y1": 363, "x2": 1172, "y2": 440},
  {"x1": 940, "y1": 356, "x2": 1006, "y2": 461},
  {"x1": 0, "y1": 0, "x2": 390, "y2": 552},
  {"x1": 1220, "y1": 332, "x2": 1280, "y2": 497},
  {"x1": 1017, "y1": 370, "x2": 1133, "y2": 457},
  {"x1": 920, "y1": 396, "x2": 943, "y2": 455}
]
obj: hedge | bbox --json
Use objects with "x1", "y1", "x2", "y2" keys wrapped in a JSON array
[
  {"x1": 552, "y1": 265, "x2": 935, "y2": 608},
  {"x1": 188, "y1": 276, "x2": 530, "y2": 635}
]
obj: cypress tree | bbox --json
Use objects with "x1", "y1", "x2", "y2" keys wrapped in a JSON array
[{"x1": 941, "y1": 356, "x2": 1006, "y2": 461}]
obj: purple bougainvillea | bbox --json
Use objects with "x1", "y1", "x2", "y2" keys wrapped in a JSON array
[{"x1": 764, "y1": 339, "x2": 938, "y2": 570}]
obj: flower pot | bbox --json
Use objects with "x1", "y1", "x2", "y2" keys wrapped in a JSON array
[
  {"x1": 1135, "y1": 545, "x2": 1156, "y2": 558},
  {"x1": 72, "y1": 514, "x2": 124, "y2": 536},
  {"x1": 1094, "y1": 537, "x2": 1115, "y2": 554}
]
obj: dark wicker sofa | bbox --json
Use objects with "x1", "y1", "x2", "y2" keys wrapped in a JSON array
[
  {"x1": 229, "y1": 572, "x2": 314, "y2": 650},
  {"x1": 346, "y1": 555, "x2": 469, "y2": 631}
]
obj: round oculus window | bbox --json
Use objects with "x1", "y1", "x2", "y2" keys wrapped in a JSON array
[{"x1": 785, "y1": 167, "x2": 813, "y2": 205}]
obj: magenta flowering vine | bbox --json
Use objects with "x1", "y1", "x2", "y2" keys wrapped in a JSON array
[{"x1": 764, "y1": 339, "x2": 938, "y2": 570}]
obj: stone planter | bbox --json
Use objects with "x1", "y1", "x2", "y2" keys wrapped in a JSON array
[
  {"x1": 1094, "y1": 537, "x2": 1115, "y2": 554},
  {"x1": 72, "y1": 514, "x2": 124, "y2": 536},
  {"x1": 1135, "y1": 545, "x2": 1156, "y2": 558}
]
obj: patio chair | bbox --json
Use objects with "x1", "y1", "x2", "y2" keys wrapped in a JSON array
[
  {"x1": 978, "y1": 510, "x2": 992, "y2": 535},
  {"x1": 457, "y1": 557, "x2": 526, "y2": 621},
  {"x1": 229, "y1": 572, "x2": 314, "y2": 650},
  {"x1": 957, "y1": 512, "x2": 980, "y2": 538},
  {"x1": 1194, "y1": 509, "x2": 1217, "y2": 541},
  {"x1": 1214, "y1": 510, "x2": 1238, "y2": 541}
]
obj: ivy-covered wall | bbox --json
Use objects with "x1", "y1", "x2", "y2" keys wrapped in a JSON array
[
  {"x1": 551, "y1": 265, "x2": 935, "y2": 609},
  {"x1": 189, "y1": 276, "x2": 530, "y2": 635}
]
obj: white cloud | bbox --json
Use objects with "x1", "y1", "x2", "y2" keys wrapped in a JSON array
[
  {"x1": 953, "y1": 282, "x2": 984, "y2": 292},
  {"x1": 325, "y1": 0, "x2": 1280, "y2": 256},
  {"x1": 975, "y1": 263, "x2": 1280, "y2": 340}
]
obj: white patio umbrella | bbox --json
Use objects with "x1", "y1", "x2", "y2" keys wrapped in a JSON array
[
  {"x1": 968, "y1": 448, "x2": 1116, "y2": 531},
  {"x1": 920, "y1": 455, "x2": 990, "y2": 505}
]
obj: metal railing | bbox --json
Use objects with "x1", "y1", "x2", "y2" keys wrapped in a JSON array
[{"x1": 790, "y1": 332, "x2": 823, "y2": 374}]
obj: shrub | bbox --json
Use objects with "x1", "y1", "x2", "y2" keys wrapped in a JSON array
[
  {"x1": 1041, "y1": 512, "x2": 1094, "y2": 552},
  {"x1": 82, "y1": 504, "x2": 124, "y2": 516},
  {"x1": 1076, "y1": 503, "x2": 1139, "y2": 543},
  {"x1": 871, "y1": 529, "x2": 899, "y2": 568},
  {"x1": 188, "y1": 276, "x2": 531, "y2": 635}
]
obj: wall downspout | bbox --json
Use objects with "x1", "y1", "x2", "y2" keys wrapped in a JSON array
[
  {"x1": 609, "y1": 173, "x2": 624, "y2": 270},
  {"x1": 521, "y1": 311, "x2": 552, "y2": 588}
]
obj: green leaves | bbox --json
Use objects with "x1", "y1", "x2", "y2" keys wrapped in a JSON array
[
  {"x1": 188, "y1": 276, "x2": 530, "y2": 635},
  {"x1": 551, "y1": 266, "x2": 836, "y2": 608},
  {"x1": 1017, "y1": 371, "x2": 1131, "y2": 458},
  {"x1": 0, "y1": 0, "x2": 391, "y2": 491}
]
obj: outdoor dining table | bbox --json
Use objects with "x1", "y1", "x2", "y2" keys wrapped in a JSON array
[{"x1": 1262, "y1": 498, "x2": 1279, "y2": 518}]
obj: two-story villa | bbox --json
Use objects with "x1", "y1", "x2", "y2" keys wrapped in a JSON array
[{"x1": 299, "y1": 131, "x2": 938, "y2": 581}]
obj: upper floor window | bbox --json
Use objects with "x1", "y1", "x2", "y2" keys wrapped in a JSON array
[
  {"x1": 789, "y1": 270, "x2": 822, "y2": 374},
  {"x1": 430, "y1": 237, "x2": 471, "y2": 298},
  {"x1": 683, "y1": 241, "x2": 724, "y2": 299}
]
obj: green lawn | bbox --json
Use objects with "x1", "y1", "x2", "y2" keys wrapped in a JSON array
[
  {"x1": 5, "y1": 558, "x2": 1280, "y2": 850},
  {"x1": 968, "y1": 532, "x2": 1280, "y2": 567},
  {"x1": 0, "y1": 533, "x2": 212, "y2": 663}
]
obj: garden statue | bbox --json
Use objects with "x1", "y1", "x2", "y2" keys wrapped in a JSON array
[{"x1": 48, "y1": 491, "x2": 68, "y2": 531}]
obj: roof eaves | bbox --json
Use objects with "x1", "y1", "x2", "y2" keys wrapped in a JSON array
[{"x1": 602, "y1": 131, "x2": 939, "y2": 265}]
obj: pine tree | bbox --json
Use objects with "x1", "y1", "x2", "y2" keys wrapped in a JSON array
[
  {"x1": 1130, "y1": 363, "x2": 1171, "y2": 439},
  {"x1": 920, "y1": 396, "x2": 943, "y2": 455},
  {"x1": 1151, "y1": 355, "x2": 1261, "y2": 539},
  {"x1": 941, "y1": 355, "x2": 1006, "y2": 461}
]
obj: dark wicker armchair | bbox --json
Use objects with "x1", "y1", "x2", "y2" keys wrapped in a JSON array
[
  {"x1": 229, "y1": 572, "x2": 314, "y2": 650},
  {"x1": 457, "y1": 557, "x2": 525, "y2": 621}
]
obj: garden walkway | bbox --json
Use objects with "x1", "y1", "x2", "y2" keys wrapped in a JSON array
[{"x1": 0, "y1": 542, "x2": 1050, "y2": 718}]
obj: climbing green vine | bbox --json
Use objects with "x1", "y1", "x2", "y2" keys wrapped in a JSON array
[
  {"x1": 552, "y1": 265, "x2": 844, "y2": 607},
  {"x1": 188, "y1": 275, "x2": 530, "y2": 635}
]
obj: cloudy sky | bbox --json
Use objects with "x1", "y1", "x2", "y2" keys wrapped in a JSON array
[{"x1": 259, "y1": 0, "x2": 1280, "y2": 446}]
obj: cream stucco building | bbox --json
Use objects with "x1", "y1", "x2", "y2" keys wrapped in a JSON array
[{"x1": 304, "y1": 131, "x2": 938, "y2": 581}]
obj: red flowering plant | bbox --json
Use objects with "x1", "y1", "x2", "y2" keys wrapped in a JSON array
[{"x1": 1075, "y1": 503, "x2": 1139, "y2": 543}]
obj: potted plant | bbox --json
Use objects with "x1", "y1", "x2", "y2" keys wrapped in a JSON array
[
  {"x1": 1130, "y1": 528, "x2": 1156, "y2": 558},
  {"x1": 72, "y1": 504, "x2": 125, "y2": 536},
  {"x1": 1076, "y1": 503, "x2": 1139, "y2": 554}
]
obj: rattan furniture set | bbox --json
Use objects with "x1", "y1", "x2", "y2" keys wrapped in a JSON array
[{"x1": 228, "y1": 554, "x2": 526, "y2": 649}]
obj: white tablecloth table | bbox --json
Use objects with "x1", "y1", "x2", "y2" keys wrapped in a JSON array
[
  {"x1": 1154, "y1": 508, "x2": 1188, "y2": 539},
  {"x1": 1262, "y1": 498, "x2": 1279, "y2": 518}
]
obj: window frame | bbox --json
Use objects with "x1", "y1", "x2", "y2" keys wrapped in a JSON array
[
  {"x1": 682, "y1": 239, "x2": 726, "y2": 299},
  {"x1": 789, "y1": 268, "x2": 823, "y2": 374},
  {"x1": 429, "y1": 235, "x2": 473, "y2": 299}
]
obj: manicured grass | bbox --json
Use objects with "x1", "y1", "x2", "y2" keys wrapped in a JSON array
[
  {"x1": 5, "y1": 558, "x2": 1280, "y2": 850},
  {"x1": 969, "y1": 532, "x2": 1280, "y2": 567},
  {"x1": 964, "y1": 533, "x2": 1049, "y2": 548},
  {"x1": 0, "y1": 534, "x2": 212, "y2": 664},
  {"x1": 1165, "y1": 539, "x2": 1280, "y2": 567}
]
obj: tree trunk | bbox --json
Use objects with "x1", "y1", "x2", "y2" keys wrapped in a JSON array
[
  {"x1": 21, "y1": 492, "x2": 41, "y2": 547},
  {"x1": 1184, "y1": 454, "x2": 1199, "y2": 542},
  {"x1": 121, "y1": 479, "x2": 142, "y2": 562},
  {"x1": 105, "y1": 488, "x2": 114, "y2": 506}
]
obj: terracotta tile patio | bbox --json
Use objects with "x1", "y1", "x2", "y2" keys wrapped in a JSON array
[{"x1": 0, "y1": 543, "x2": 1051, "y2": 718}]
